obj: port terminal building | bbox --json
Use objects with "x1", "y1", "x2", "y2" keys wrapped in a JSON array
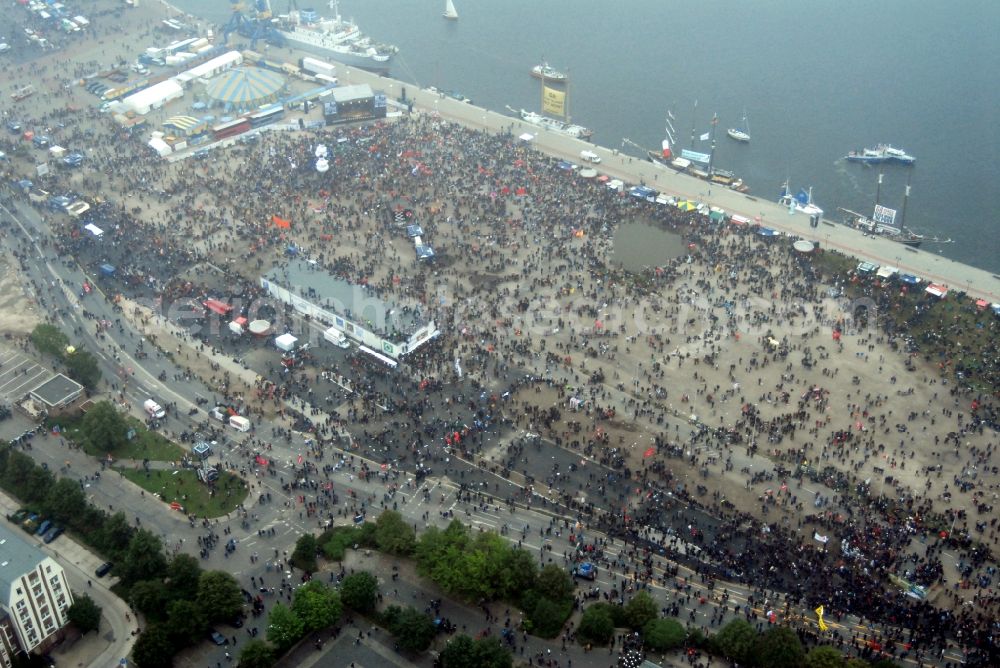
[{"x1": 261, "y1": 264, "x2": 438, "y2": 361}]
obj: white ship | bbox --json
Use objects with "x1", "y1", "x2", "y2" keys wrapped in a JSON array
[
  {"x1": 278, "y1": 1, "x2": 397, "y2": 72},
  {"x1": 511, "y1": 108, "x2": 593, "y2": 140}
]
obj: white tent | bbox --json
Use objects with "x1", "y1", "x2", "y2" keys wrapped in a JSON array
[
  {"x1": 275, "y1": 333, "x2": 298, "y2": 352},
  {"x1": 84, "y1": 223, "x2": 104, "y2": 237},
  {"x1": 148, "y1": 137, "x2": 172, "y2": 157},
  {"x1": 123, "y1": 79, "x2": 184, "y2": 115}
]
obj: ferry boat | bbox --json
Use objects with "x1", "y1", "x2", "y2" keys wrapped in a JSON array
[
  {"x1": 277, "y1": 2, "x2": 398, "y2": 73},
  {"x1": 779, "y1": 181, "x2": 823, "y2": 218},
  {"x1": 530, "y1": 62, "x2": 568, "y2": 83},
  {"x1": 513, "y1": 108, "x2": 592, "y2": 140},
  {"x1": 845, "y1": 144, "x2": 915, "y2": 165}
]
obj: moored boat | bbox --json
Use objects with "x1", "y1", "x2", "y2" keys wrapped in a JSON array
[
  {"x1": 779, "y1": 181, "x2": 823, "y2": 218},
  {"x1": 727, "y1": 109, "x2": 751, "y2": 142},
  {"x1": 277, "y1": 2, "x2": 398, "y2": 73},
  {"x1": 511, "y1": 107, "x2": 592, "y2": 140}
]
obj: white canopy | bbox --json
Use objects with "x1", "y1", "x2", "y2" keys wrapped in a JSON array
[{"x1": 84, "y1": 223, "x2": 103, "y2": 237}]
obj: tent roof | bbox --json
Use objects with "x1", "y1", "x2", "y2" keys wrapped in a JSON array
[{"x1": 206, "y1": 67, "x2": 285, "y2": 106}]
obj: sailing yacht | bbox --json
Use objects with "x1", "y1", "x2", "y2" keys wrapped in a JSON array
[
  {"x1": 443, "y1": 0, "x2": 458, "y2": 20},
  {"x1": 727, "y1": 109, "x2": 750, "y2": 142}
]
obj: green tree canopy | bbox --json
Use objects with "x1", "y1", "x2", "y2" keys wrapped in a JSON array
[
  {"x1": 624, "y1": 591, "x2": 658, "y2": 630},
  {"x1": 79, "y1": 401, "x2": 129, "y2": 453},
  {"x1": 130, "y1": 580, "x2": 169, "y2": 618},
  {"x1": 339, "y1": 571, "x2": 379, "y2": 613},
  {"x1": 96, "y1": 512, "x2": 135, "y2": 560},
  {"x1": 374, "y1": 510, "x2": 416, "y2": 555},
  {"x1": 65, "y1": 349, "x2": 102, "y2": 388},
  {"x1": 117, "y1": 529, "x2": 168, "y2": 588},
  {"x1": 266, "y1": 602, "x2": 305, "y2": 652},
  {"x1": 385, "y1": 605, "x2": 436, "y2": 653},
  {"x1": 30, "y1": 324, "x2": 69, "y2": 357},
  {"x1": 846, "y1": 659, "x2": 874, "y2": 668},
  {"x1": 292, "y1": 580, "x2": 342, "y2": 632},
  {"x1": 165, "y1": 599, "x2": 207, "y2": 647},
  {"x1": 806, "y1": 645, "x2": 847, "y2": 668},
  {"x1": 642, "y1": 618, "x2": 686, "y2": 652},
  {"x1": 754, "y1": 626, "x2": 805, "y2": 668},
  {"x1": 45, "y1": 477, "x2": 87, "y2": 525},
  {"x1": 132, "y1": 624, "x2": 174, "y2": 668},
  {"x1": 238, "y1": 639, "x2": 277, "y2": 668},
  {"x1": 196, "y1": 571, "x2": 243, "y2": 623},
  {"x1": 577, "y1": 604, "x2": 616, "y2": 645},
  {"x1": 440, "y1": 634, "x2": 513, "y2": 668},
  {"x1": 290, "y1": 533, "x2": 319, "y2": 573},
  {"x1": 67, "y1": 594, "x2": 102, "y2": 635},
  {"x1": 501, "y1": 547, "x2": 538, "y2": 599},
  {"x1": 535, "y1": 564, "x2": 574, "y2": 603},
  {"x1": 713, "y1": 618, "x2": 758, "y2": 665},
  {"x1": 166, "y1": 553, "x2": 202, "y2": 603}
]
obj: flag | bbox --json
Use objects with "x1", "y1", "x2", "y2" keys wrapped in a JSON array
[
  {"x1": 815, "y1": 605, "x2": 828, "y2": 631},
  {"x1": 296, "y1": 454, "x2": 303, "y2": 465},
  {"x1": 643, "y1": 446, "x2": 656, "y2": 458},
  {"x1": 699, "y1": 132, "x2": 710, "y2": 141},
  {"x1": 541, "y1": 86, "x2": 566, "y2": 117},
  {"x1": 272, "y1": 215, "x2": 291, "y2": 229}
]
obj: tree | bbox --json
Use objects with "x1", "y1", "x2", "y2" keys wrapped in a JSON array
[
  {"x1": 500, "y1": 547, "x2": 538, "y2": 600},
  {"x1": 374, "y1": 510, "x2": 416, "y2": 555},
  {"x1": 238, "y1": 639, "x2": 277, "y2": 668},
  {"x1": 117, "y1": 529, "x2": 168, "y2": 588},
  {"x1": 642, "y1": 618, "x2": 686, "y2": 652},
  {"x1": 339, "y1": 571, "x2": 378, "y2": 613},
  {"x1": 196, "y1": 571, "x2": 243, "y2": 623},
  {"x1": 440, "y1": 635, "x2": 513, "y2": 668},
  {"x1": 526, "y1": 596, "x2": 570, "y2": 638},
  {"x1": 130, "y1": 580, "x2": 169, "y2": 618},
  {"x1": 132, "y1": 624, "x2": 175, "y2": 668},
  {"x1": 870, "y1": 661, "x2": 902, "y2": 668},
  {"x1": 754, "y1": 626, "x2": 805, "y2": 668},
  {"x1": 847, "y1": 659, "x2": 874, "y2": 668},
  {"x1": 30, "y1": 324, "x2": 69, "y2": 357},
  {"x1": 577, "y1": 604, "x2": 615, "y2": 645},
  {"x1": 386, "y1": 606, "x2": 436, "y2": 653},
  {"x1": 713, "y1": 618, "x2": 758, "y2": 665},
  {"x1": 96, "y1": 512, "x2": 135, "y2": 560},
  {"x1": 806, "y1": 646, "x2": 847, "y2": 668},
  {"x1": 290, "y1": 534, "x2": 318, "y2": 573},
  {"x1": 45, "y1": 478, "x2": 88, "y2": 526},
  {"x1": 165, "y1": 599, "x2": 207, "y2": 647},
  {"x1": 624, "y1": 591, "x2": 658, "y2": 630},
  {"x1": 166, "y1": 553, "x2": 202, "y2": 602},
  {"x1": 534, "y1": 564, "x2": 574, "y2": 603},
  {"x1": 65, "y1": 349, "x2": 102, "y2": 388},
  {"x1": 67, "y1": 594, "x2": 101, "y2": 635},
  {"x1": 78, "y1": 401, "x2": 129, "y2": 453},
  {"x1": 266, "y1": 603, "x2": 305, "y2": 652},
  {"x1": 292, "y1": 580, "x2": 342, "y2": 632}
]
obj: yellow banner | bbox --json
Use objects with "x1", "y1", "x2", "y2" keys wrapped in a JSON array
[
  {"x1": 815, "y1": 605, "x2": 828, "y2": 632},
  {"x1": 542, "y1": 86, "x2": 566, "y2": 117}
]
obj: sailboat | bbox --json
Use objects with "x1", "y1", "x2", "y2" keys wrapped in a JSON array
[
  {"x1": 727, "y1": 109, "x2": 750, "y2": 142},
  {"x1": 443, "y1": 0, "x2": 458, "y2": 20}
]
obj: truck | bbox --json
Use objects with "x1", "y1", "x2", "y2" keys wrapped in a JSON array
[
  {"x1": 579, "y1": 150, "x2": 601, "y2": 164},
  {"x1": 229, "y1": 415, "x2": 250, "y2": 432},
  {"x1": 143, "y1": 399, "x2": 166, "y2": 419},
  {"x1": 323, "y1": 326, "x2": 350, "y2": 349},
  {"x1": 300, "y1": 56, "x2": 336, "y2": 78}
]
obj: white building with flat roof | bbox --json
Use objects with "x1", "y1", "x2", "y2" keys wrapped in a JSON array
[{"x1": 0, "y1": 525, "x2": 73, "y2": 659}]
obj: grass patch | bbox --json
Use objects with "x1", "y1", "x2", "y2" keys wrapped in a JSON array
[
  {"x1": 116, "y1": 468, "x2": 248, "y2": 518},
  {"x1": 53, "y1": 414, "x2": 185, "y2": 462}
]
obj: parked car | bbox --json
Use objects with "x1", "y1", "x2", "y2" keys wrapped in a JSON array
[
  {"x1": 43, "y1": 526, "x2": 63, "y2": 544},
  {"x1": 210, "y1": 630, "x2": 228, "y2": 646},
  {"x1": 95, "y1": 562, "x2": 113, "y2": 578},
  {"x1": 35, "y1": 519, "x2": 51, "y2": 536}
]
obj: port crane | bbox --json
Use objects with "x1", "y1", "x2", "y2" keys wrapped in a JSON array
[{"x1": 222, "y1": 0, "x2": 285, "y2": 49}]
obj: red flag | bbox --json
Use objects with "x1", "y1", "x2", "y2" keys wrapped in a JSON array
[
  {"x1": 255, "y1": 455, "x2": 268, "y2": 466},
  {"x1": 272, "y1": 215, "x2": 291, "y2": 229},
  {"x1": 643, "y1": 447, "x2": 656, "y2": 458},
  {"x1": 296, "y1": 454, "x2": 303, "y2": 465}
]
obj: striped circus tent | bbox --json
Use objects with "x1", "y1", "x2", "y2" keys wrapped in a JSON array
[{"x1": 205, "y1": 67, "x2": 285, "y2": 112}]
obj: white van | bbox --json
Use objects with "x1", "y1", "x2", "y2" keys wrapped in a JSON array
[
  {"x1": 143, "y1": 399, "x2": 166, "y2": 419},
  {"x1": 323, "y1": 327, "x2": 350, "y2": 349},
  {"x1": 229, "y1": 415, "x2": 251, "y2": 432},
  {"x1": 579, "y1": 150, "x2": 601, "y2": 164}
]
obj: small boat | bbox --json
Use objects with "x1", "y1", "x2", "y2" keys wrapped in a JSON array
[
  {"x1": 509, "y1": 107, "x2": 592, "y2": 139},
  {"x1": 727, "y1": 109, "x2": 750, "y2": 142},
  {"x1": 530, "y1": 61, "x2": 568, "y2": 83},
  {"x1": 443, "y1": 0, "x2": 458, "y2": 20},
  {"x1": 845, "y1": 144, "x2": 915, "y2": 165},
  {"x1": 779, "y1": 181, "x2": 823, "y2": 218}
]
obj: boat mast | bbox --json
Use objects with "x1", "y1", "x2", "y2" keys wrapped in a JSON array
[
  {"x1": 899, "y1": 173, "x2": 911, "y2": 236},
  {"x1": 689, "y1": 99, "x2": 698, "y2": 149},
  {"x1": 708, "y1": 112, "x2": 717, "y2": 174}
]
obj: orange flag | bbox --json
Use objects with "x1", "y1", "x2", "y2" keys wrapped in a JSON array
[{"x1": 272, "y1": 215, "x2": 291, "y2": 229}]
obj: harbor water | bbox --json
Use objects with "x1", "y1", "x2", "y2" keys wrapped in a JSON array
[{"x1": 172, "y1": 0, "x2": 1000, "y2": 273}]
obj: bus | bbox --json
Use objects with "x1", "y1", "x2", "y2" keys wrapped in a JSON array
[
  {"x1": 247, "y1": 106, "x2": 284, "y2": 129},
  {"x1": 212, "y1": 118, "x2": 251, "y2": 140}
]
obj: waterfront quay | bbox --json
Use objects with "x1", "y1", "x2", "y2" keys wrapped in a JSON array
[{"x1": 331, "y1": 66, "x2": 1000, "y2": 304}]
